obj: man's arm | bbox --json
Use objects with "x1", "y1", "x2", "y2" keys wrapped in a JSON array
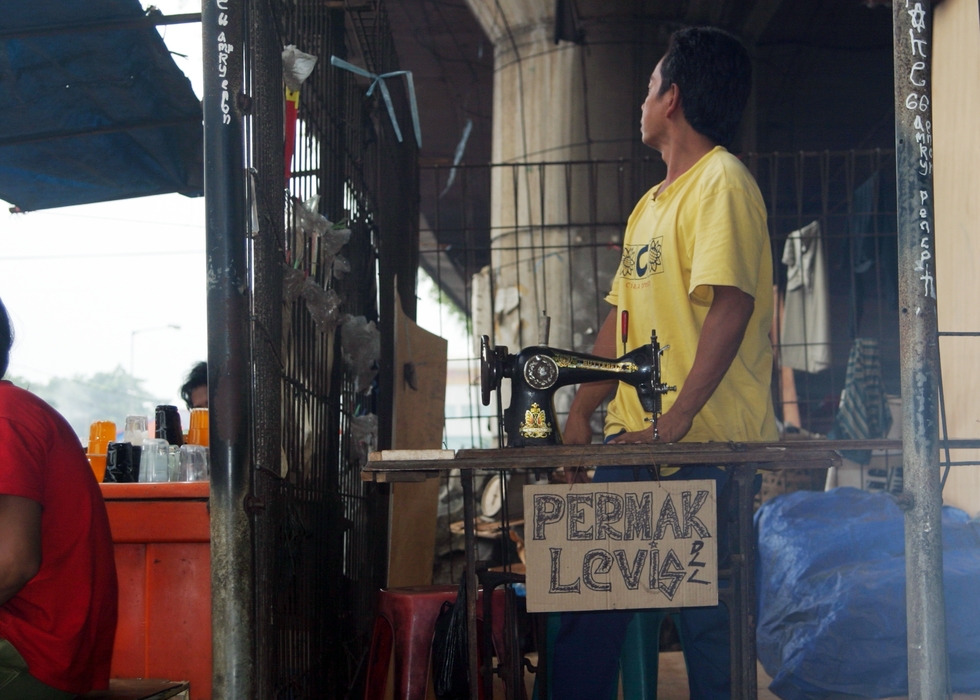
[
  {"x1": 562, "y1": 308, "x2": 618, "y2": 445},
  {"x1": 561, "y1": 309, "x2": 619, "y2": 483},
  {"x1": 0, "y1": 494, "x2": 42, "y2": 606},
  {"x1": 611, "y1": 285, "x2": 754, "y2": 443}
]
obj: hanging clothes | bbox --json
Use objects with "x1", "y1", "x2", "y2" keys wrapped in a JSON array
[
  {"x1": 831, "y1": 337, "x2": 893, "y2": 465},
  {"x1": 780, "y1": 220, "x2": 831, "y2": 373},
  {"x1": 848, "y1": 172, "x2": 899, "y2": 336}
]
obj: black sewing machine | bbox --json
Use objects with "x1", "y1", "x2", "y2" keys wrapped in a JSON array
[{"x1": 480, "y1": 327, "x2": 675, "y2": 447}]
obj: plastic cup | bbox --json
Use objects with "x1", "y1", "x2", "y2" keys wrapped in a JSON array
[
  {"x1": 178, "y1": 445, "x2": 209, "y2": 482},
  {"x1": 88, "y1": 453, "x2": 108, "y2": 483},
  {"x1": 88, "y1": 420, "x2": 116, "y2": 456},
  {"x1": 155, "y1": 405, "x2": 184, "y2": 446},
  {"x1": 123, "y1": 415, "x2": 149, "y2": 446},
  {"x1": 139, "y1": 438, "x2": 171, "y2": 482},
  {"x1": 186, "y1": 408, "x2": 209, "y2": 447},
  {"x1": 168, "y1": 445, "x2": 181, "y2": 482},
  {"x1": 105, "y1": 442, "x2": 140, "y2": 483}
]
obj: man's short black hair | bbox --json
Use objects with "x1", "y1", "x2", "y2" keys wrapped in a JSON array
[
  {"x1": 658, "y1": 26, "x2": 752, "y2": 149},
  {"x1": 180, "y1": 361, "x2": 208, "y2": 410},
  {"x1": 0, "y1": 297, "x2": 12, "y2": 380}
]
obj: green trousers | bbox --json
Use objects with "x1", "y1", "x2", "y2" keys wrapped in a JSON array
[{"x1": 0, "y1": 639, "x2": 77, "y2": 700}]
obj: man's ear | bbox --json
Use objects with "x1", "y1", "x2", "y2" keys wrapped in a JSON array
[{"x1": 664, "y1": 83, "x2": 682, "y2": 119}]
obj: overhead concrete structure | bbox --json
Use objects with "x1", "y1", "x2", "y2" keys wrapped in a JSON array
[
  {"x1": 461, "y1": 0, "x2": 797, "y2": 436},
  {"x1": 464, "y1": 0, "x2": 665, "y2": 382}
]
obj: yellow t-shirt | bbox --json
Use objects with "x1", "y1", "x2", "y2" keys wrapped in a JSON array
[{"x1": 605, "y1": 146, "x2": 778, "y2": 445}]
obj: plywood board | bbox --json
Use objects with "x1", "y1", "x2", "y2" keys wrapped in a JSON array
[
  {"x1": 933, "y1": 0, "x2": 980, "y2": 515},
  {"x1": 387, "y1": 295, "x2": 448, "y2": 587},
  {"x1": 523, "y1": 480, "x2": 717, "y2": 613}
]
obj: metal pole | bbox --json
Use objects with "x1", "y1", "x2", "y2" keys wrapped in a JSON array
[
  {"x1": 246, "y1": 0, "x2": 283, "y2": 695},
  {"x1": 891, "y1": 2, "x2": 949, "y2": 698},
  {"x1": 203, "y1": 0, "x2": 254, "y2": 697},
  {"x1": 462, "y1": 471, "x2": 480, "y2": 700}
]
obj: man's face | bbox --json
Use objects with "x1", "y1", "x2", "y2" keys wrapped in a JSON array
[
  {"x1": 640, "y1": 60, "x2": 668, "y2": 149},
  {"x1": 190, "y1": 385, "x2": 208, "y2": 409}
]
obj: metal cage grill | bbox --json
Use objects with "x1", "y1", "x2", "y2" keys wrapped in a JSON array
[
  {"x1": 241, "y1": 0, "x2": 417, "y2": 696},
  {"x1": 422, "y1": 149, "x2": 900, "y2": 450}
]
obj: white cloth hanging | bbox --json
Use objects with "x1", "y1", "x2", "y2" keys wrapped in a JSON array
[{"x1": 780, "y1": 220, "x2": 831, "y2": 373}]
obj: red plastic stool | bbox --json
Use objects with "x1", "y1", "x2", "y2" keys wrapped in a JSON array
[{"x1": 364, "y1": 585, "x2": 507, "y2": 700}]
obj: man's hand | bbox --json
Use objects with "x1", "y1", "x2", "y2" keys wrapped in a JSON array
[
  {"x1": 562, "y1": 414, "x2": 595, "y2": 483},
  {"x1": 560, "y1": 308, "x2": 619, "y2": 483},
  {"x1": 563, "y1": 466, "x2": 592, "y2": 484},
  {"x1": 608, "y1": 407, "x2": 694, "y2": 444}
]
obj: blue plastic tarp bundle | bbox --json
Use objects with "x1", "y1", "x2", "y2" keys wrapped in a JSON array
[{"x1": 755, "y1": 488, "x2": 980, "y2": 699}]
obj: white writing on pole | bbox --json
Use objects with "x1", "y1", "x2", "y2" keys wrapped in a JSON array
[
  {"x1": 214, "y1": 1, "x2": 234, "y2": 124},
  {"x1": 904, "y1": 0, "x2": 936, "y2": 299}
]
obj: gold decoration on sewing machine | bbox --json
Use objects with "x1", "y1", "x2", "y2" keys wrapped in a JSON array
[
  {"x1": 520, "y1": 402, "x2": 552, "y2": 439},
  {"x1": 553, "y1": 354, "x2": 639, "y2": 373}
]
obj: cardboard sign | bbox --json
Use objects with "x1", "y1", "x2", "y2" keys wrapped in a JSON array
[{"x1": 523, "y1": 480, "x2": 717, "y2": 613}]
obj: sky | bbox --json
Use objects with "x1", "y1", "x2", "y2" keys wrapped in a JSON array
[{"x1": 0, "y1": 0, "x2": 469, "y2": 420}]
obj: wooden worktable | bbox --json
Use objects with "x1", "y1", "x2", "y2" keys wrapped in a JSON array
[
  {"x1": 363, "y1": 439, "x2": 903, "y2": 700},
  {"x1": 362, "y1": 439, "x2": 907, "y2": 481}
]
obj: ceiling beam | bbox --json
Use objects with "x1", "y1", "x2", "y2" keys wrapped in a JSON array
[
  {"x1": 684, "y1": 0, "x2": 727, "y2": 27},
  {"x1": 741, "y1": 0, "x2": 787, "y2": 43}
]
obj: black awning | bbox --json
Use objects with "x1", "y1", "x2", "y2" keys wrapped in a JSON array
[{"x1": 0, "y1": 0, "x2": 203, "y2": 211}]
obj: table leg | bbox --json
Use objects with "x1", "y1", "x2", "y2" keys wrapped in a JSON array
[
  {"x1": 732, "y1": 465, "x2": 758, "y2": 700},
  {"x1": 462, "y1": 470, "x2": 480, "y2": 700}
]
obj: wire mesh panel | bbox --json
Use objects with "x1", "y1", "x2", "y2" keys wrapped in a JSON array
[
  {"x1": 422, "y1": 150, "x2": 901, "y2": 584},
  {"x1": 423, "y1": 149, "x2": 899, "y2": 450},
  {"x1": 750, "y1": 149, "x2": 899, "y2": 434},
  {"x1": 242, "y1": 0, "x2": 417, "y2": 696}
]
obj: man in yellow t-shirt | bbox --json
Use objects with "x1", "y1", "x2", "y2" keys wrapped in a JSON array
[{"x1": 553, "y1": 27, "x2": 776, "y2": 700}]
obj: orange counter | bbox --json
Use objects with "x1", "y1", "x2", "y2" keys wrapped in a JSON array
[{"x1": 100, "y1": 482, "x2": 212, "y2": 699}]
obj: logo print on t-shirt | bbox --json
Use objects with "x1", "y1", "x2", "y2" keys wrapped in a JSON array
[{"x1": 619, "y1": 237, "x2": 664, "y2": 280}]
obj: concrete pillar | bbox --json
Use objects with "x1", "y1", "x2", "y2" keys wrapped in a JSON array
[{"x1": 467, "y1": 0, "x2": 664, "y2": 366}]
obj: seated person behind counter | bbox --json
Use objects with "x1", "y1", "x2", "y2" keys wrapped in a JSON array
[
  {"x1": 0, "y1": 297, "x2": 118, "y2": 699},
  {"x1": 180, "y1": 361, "x2": 208, "y2": 410}
]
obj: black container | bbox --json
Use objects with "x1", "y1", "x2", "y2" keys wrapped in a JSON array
[
  {"x1": 155, "y1": 404, "x2": 184, "y2": 446},
  {"x1": 105, "y1": 441, "x2": 141, "y2": 483}
]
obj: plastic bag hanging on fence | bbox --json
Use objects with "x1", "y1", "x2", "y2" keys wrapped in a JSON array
[
  {"x1": 289, "y1": 196, "x2": 351, "y2": 275},
  {"x1": 349, "y1": 413, "x2": 377, "y2": 466},
  {"x1": 431, "y1": 573, "x2": 470, "y2": 700},
  {"x1": 341, "y1": 316, "x2": 380, "y2": 393},
  {"x1": 283, "y1": 267, "x2": 306, "y2": 305},
  {"x1": 320, "y1": 225, "x2": 351, "y2": 276},
  {"x1": 331, "y1": 254, "x2": 350, "y2": 280},
  {"x1": 301, "y1": 279, "x2": 343, "y2": 333},
  {"x1": 282, "y1": 46, "x2": 317, "y2": 182}
]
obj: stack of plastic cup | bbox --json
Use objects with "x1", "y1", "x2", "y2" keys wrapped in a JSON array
[
  {"x1": 123, "y1": 415, "x2": 149, "y2": 446},
  {"x1": 186, "y1": 408, "x2": 209, "y2": 447},
  {"x1": 139, "y1": 438, "x2": 170, "y2": 483},
  {"x1": 167, "y1": 445, "x2": 181, "y2": 482},
  {"x1": 87, "y1": 420, "x2": 116, "y2": 482},
  {"x1": 155, "y1": 405, "x2": 184, "y2": 446},
  {"x1": 105, "y1": 442, "x2": 140, "y2": 483},
  {"x1": 179, "y1": 445, "x2": 209, "y2": 482}
]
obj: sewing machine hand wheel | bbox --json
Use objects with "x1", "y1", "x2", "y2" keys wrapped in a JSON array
[{"x1": 480, "y1": 335, "x2": 505, "y2": 406}]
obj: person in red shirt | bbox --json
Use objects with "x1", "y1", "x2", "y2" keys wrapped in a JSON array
[{"x1": 0, "y1": 297, "x2": 118, "y2": 699}]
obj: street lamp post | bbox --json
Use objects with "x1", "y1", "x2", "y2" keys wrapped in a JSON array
[{"x1": 130, "y1": 324, "x2": 181, "y2": 377}]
